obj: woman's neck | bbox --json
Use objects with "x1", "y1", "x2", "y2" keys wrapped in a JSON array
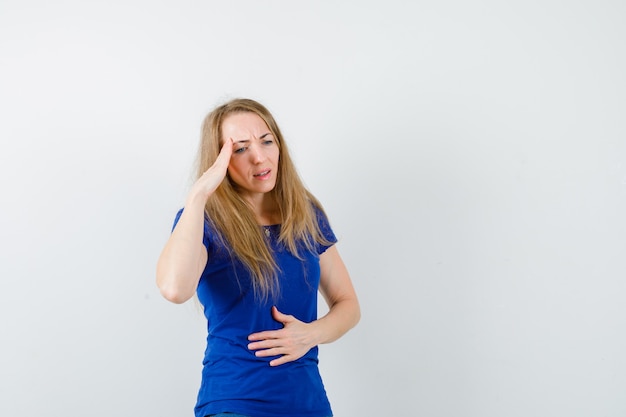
[{"x1": 245, "y1": 193, "x2": 281, "y2": 225}]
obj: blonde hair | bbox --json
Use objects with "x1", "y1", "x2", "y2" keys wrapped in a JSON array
[{"x1": 197, "y1": 98, "x2": 332, "y2": 302}]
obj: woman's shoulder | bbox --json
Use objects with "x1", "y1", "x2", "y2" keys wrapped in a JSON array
[
  {"x1": 172, "y1": 208, "x2": 230, "y2": 254},
  {"x1": 308, "y1": 198, "x2": 331, "y2": 226}
]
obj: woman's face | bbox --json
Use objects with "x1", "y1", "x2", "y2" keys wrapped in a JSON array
[{"x1": 221, "y1": 112, "x2": 280, "y2": 202}]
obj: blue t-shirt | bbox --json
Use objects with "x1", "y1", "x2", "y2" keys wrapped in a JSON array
[{"x1": 172, "y1": 207, "x2": 337, "y2": 417}]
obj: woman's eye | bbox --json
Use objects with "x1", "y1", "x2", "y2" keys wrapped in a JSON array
[
  {"x1": 263, "y1": 140, "x2": 274, "y2": 145},
  {"x1": 234, "y1": 147, "x2": 246, "y2": 154}
]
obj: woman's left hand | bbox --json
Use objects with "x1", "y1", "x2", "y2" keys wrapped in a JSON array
[{"x1": 247, "y1": 306, "x2": 318, "y2": 366}]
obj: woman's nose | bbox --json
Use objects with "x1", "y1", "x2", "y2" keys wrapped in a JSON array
[{"x1": 249, "y1": 144, "x2": 265, "y2": 163}]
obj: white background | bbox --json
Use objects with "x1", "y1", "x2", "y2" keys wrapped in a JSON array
[{"x1": 1, "y1": 1, "x2": 625, "y2": 416}]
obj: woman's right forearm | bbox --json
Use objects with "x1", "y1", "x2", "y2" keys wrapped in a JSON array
[{"x1": 156, "y1": 192, "x2": 208, "y2": 304}]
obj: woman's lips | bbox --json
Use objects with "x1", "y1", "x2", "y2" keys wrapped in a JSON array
[{"x1": 253, "y1": 169, "x2": 271, "y2": 179}]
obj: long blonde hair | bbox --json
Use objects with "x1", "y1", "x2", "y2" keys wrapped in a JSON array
[{"x1": 197, "y1": 98, "x2": 332, "y2": 302}]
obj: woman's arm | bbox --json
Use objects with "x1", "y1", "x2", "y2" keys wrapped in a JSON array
[
  {"x1": 155, "y1": 194, "x2": 208, "y2": 304},
  {"x1": 248, "y1": 245, "x2": 360, "y2": 366},
  {"x1": 156, "y1": 139, "x2": 233, "y2": 304},
  {"x1": 315, "y1": 244, "x2": 361, "y2": 343}
]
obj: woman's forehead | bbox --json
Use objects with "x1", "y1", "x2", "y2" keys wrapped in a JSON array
[{"x1": 221, "y1": 112, "x2": 271, "y2": 139}]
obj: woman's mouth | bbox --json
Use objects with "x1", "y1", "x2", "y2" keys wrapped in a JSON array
[{"x1": 253, "y1": 169, "x2": 271, "y2": 179}]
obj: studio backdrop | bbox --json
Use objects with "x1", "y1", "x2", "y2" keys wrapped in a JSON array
[{"x1": 1, "y1": 1, "x2": 625, "y2": 416}]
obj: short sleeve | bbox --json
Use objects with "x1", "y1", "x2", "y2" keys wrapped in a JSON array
[
  {"x1": 314, "y1": 205, "x2": 337, "y2": 255},
  {"x1": 171, "y1": 208, "x2": 184, "y2": 231},
  {"x1": 171, "y1": 208, "x2": 211, "y2": 251}
]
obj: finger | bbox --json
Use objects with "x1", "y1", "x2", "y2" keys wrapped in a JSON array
[
  {"x1": 253, "y1": 346, "x2": 284, "y2": 358},
  {"x1": 269, "y1": 356, "x2": 289, "y2": 367},
  {"x1": 271, "y1": 306, "x2": 292, "y2": 324},
  {"x1": 197, "y1": 138, "x2": 233, "y2": 186},
  {"x1": 214, "y1": 138, "x2": 233, "y2": 166},
  {"x1": 248, "y1": 330, "x2": 280, "y2": 342},
  {"x1": 247, "y1": 339, "x2": 279, "y2": 351}
]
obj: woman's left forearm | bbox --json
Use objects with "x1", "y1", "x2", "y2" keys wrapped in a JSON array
[
  {"x1": 314, "y1": 245, "x2": 360, "y2": 345},
  {"x1": 312, "y1": 295, "x2": 360, "y2": 345}
]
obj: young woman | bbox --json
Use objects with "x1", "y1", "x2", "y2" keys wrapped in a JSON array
[{"x1": 156, "y1": 98, "x2": 360, "y2": 417}]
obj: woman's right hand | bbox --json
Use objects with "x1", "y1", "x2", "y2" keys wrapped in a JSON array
[
  {"x1": 156, "y1": 138, "x2": 234, "y2": 304},
  {"x1": 189, "y1": 138, "x2": 233, "y2": 202}
]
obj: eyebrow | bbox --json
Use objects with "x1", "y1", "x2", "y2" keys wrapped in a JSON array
[{"x1": 234, "y1": 132, "x2": 272, "y2": 144}]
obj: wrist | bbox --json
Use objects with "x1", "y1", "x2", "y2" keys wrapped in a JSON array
[
  {"x1": 185, "y1": 188, "x2": 210, "y2": 209},
  {"x1": 308, "y1": 319, "x2": 326, "y2": 347}
]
